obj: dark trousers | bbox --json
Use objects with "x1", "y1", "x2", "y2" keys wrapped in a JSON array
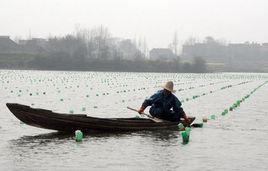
[{"x1": 149, "y1": 107, "x2": 181, "y2": 122}]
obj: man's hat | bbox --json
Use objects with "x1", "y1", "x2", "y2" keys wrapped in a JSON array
[{"x1": 160, "y1": 81, "x2": 176, "y2": 93}]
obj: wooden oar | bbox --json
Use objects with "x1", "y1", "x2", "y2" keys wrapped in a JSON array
[{"x1": 127, "y1": 107, "x2": 164, "y2": 123}]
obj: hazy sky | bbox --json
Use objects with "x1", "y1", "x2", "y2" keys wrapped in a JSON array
[{"x1": 0, "y1": 0, "x2": 267, "y2": 49}]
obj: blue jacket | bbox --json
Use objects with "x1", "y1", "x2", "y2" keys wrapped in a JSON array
[{"x1": 142, "y1": 90, "x2": 184, "y2": 114}]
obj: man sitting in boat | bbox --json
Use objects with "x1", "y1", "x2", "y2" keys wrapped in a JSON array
[{"x1": 138, "y1": 81, "x2": 190, "y2": 123}]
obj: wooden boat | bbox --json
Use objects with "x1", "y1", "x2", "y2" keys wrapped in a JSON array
[{"x1": 6, "y1": 103, "x2": 195, "y2": 133}]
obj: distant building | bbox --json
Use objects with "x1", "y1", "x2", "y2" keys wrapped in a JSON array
[
  {"x1": 19, "y1": 38, "x2": 47, "y2": 46},
  {"x1": 228, "y1": 43, "x2": 261, "y2": 61},
  {"x1": 149, "y1": 48, "x2": 177, "y2": 61},
  {"x1": 181, "y1": 41, "x2": 267, "y2": 62},
  {"x1": 182, "y1": 43, "x2": 227, "y2": 63},
  {"x1": 181, "y1": 40, "x2": 268, "y2": 71},
  {"x1": 18, "y1": 38, "x2": 48, "y2": 54},
  {"x1": 0, "y1": 36, "x2": 21, "y2": 53},
  {"x1": 0, "y1": 36, "x2": 49, "y2": 54},
  {"x1": 260, "y1": 43, "x2": 268, "y2": 59},
  {"x1": 262, "y1": 43, "x2": 268, "y2": 46},
  {"x1": 261, "y1": 43, "x2": 268, "y2": 50}
]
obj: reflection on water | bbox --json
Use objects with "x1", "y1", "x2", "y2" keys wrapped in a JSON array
[
  {"x1": 9, "y1": 130, "x2": 180, "y2": 150},
  {"x1": 7, "y1": 130, "x2": 182, "y2": 170}
]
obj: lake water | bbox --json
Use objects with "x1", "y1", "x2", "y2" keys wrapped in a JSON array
[{"x1": 0, "y1": 70, "x2": 268, "y2": 170}]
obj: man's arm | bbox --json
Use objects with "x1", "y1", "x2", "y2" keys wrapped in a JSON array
[
  {"x1": 181, "y1": 111, "x2": 191, "y2": 125},
  {"x1": 173, "y1": 98, "x2": 191, "y2": 124},
  {"x1": 138, "y1": 91, "x2": 161, "y2": 114}
]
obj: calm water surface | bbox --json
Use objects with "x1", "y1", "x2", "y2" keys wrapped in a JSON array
[{"x1": 0, "y1": 70, "x2": 268, "y2": 170}]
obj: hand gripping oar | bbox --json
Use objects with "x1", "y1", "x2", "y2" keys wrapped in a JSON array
[{"x1": 127, "y1": 107, "x2": 164, "y2": 123}]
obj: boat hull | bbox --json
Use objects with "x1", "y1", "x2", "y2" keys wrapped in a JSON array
[{"x1": 6, "y1": 103, "x2": 195, "y2": 133}]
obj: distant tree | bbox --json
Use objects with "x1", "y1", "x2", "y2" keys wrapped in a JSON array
[
  {"x1": 184, "y1": 37, "x2": 198, "y2": 45},
  {"x1": 90, "y1": 26, "x2": 111, "y2": 60},
  {"x1": 4, "y1": 25, "x2": 214, "y2": 73},
  {"x1": 118, "y1": 39, "x2": 144, "y2": 60},
  {"x1": 204, "y1": 36, "x2": 216, "y2": 44}
]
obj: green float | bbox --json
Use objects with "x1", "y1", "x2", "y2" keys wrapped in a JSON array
[
  {"x1": 75, "y1": 130, "x2": 83, "y2": 142},
  {"x1": 181, "y1": 131, "x2": 189, "y2": 144}
]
